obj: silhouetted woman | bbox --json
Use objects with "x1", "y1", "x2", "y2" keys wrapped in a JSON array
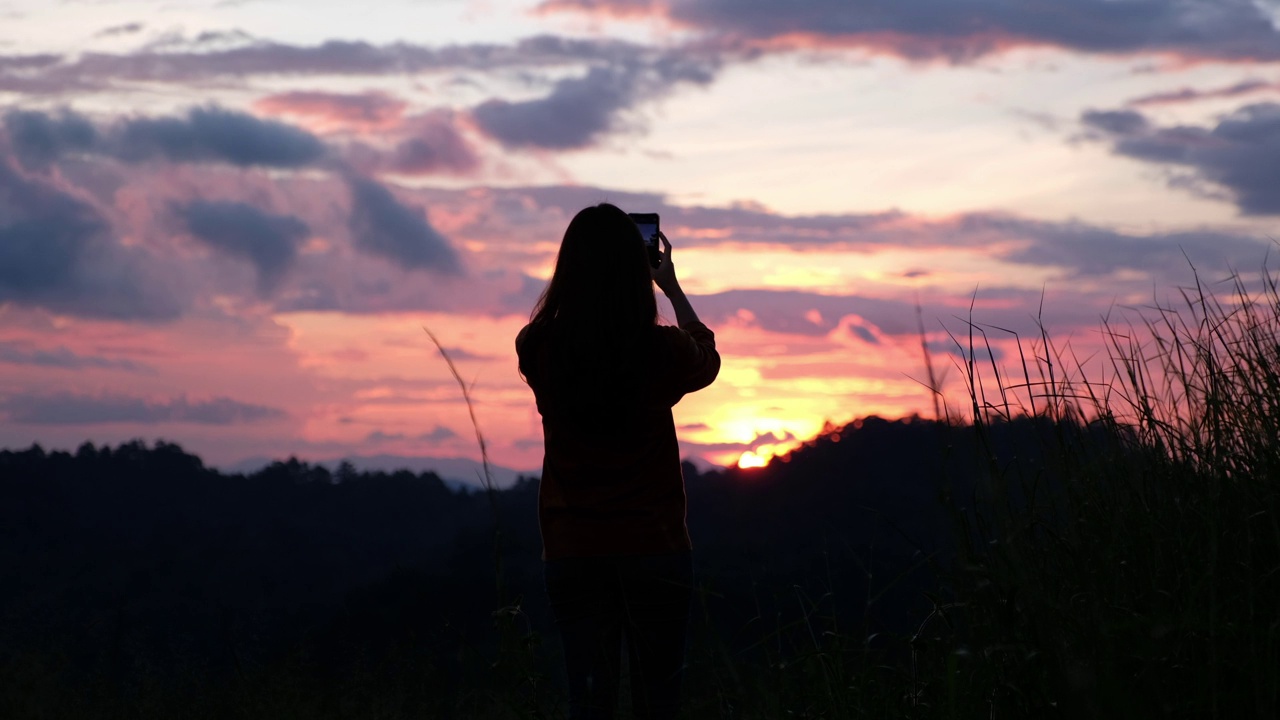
[{"x1": 516, "y1": 203, "x2": 720, "y2": 720}]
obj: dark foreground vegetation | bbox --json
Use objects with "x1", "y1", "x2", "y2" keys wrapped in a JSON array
[{"x1": 3, "y1": 274, "x2": 1279, "y2": 718}]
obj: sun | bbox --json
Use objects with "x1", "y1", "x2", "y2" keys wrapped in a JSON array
[{"x1": 737, "y1": 450, "x2": 767, "y2": 469}]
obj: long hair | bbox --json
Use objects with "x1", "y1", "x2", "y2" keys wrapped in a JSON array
[
  {"x1": 529, "y1": 203, "x2": 657, "y2": 339},
  {"x1": 525, "y1": 203, "x2": 658, "y2": 389}
]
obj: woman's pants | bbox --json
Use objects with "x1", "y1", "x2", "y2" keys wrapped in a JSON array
[{"x1": 544, "y1": 550, "x2": 694, "y2": 720}]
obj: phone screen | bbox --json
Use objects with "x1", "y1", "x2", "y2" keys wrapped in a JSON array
[
  {"x1": 628, "y1": 213, "x2": 661, "y2": 267},
  {"x1": 635, "y1": 222, "x2": 658, "y2": 246}
]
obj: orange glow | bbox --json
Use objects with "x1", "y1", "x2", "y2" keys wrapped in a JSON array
[{"x1": 737, "y1": 451, "x2": 767, "y2": 469}]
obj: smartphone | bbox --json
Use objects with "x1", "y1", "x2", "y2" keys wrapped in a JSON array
[{"x1": 628, "y1": 212, "x2": 661, "y2": 268}]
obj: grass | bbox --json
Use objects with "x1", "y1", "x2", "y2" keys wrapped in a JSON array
[{"x1": 926, "y1": 268, "x2": 1280, "y2": 718}]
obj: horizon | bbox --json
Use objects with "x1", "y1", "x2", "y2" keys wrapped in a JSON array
[{"x1": 4, "y1": 0, "x2": 1280, "y2": 470}]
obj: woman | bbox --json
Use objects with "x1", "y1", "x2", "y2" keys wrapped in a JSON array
[{"x1": 516, "y1": 203, "x2": 720, "y2": 720}]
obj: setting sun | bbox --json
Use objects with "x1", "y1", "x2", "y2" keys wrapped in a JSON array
[{"x1": 737, "y1": 451, "x2": 768, "y2": 469}]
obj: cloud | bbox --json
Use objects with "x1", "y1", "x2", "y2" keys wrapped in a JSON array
[
  {"x1": 982, "y1": 215, "x2": 1271, "y2": 275},
  {"x1": 473, "y1": 65, "x2": 635, "y2": 149},
  {"x1": 420, "y1": 426, "x2": 458, "y2": 442},
  {"x1": 0, "y1": 340, "x2": 154, "y2": 373},
  {"x1": 366, "y1": 426, "x2": 458, "y2": 443},
  {"x1": 115, "y1": 106, "x2": 327, "y2": 167},
  {"x1": 253, "y1": 90, "x2": 407, "y2": 131},
  {"x1": 93, "y1": 22, "x2": 143, "y2": 38},
  {"x1": 175, "y1": 200, "x2": 310, "y2": 293},
  {"x1": 679, "y1": 430, "x2": 797, "y2": 457},
  {"x1": 1084, "y1": 102, "x2": 1280, "y2": 214},
  {"x1": 0, "y1": 54, "x2": 62, "y2": 73},
  {"x1": 3, "y1": 109, "x2": 98, "y2": 169},
  {"x1": 345, "y1": 176, "x2": 462, "y2": 273},
  {"x1": 386, "y1": 112, "x2": 479, "y2": 174},
  {"x1": 434, "y1": 345, "x2": 497, "y2": 362},
  {"x1": 0, "y1": 393, "x2": 287, "y2": 425},
  {"x1": 542, "y1": 0, "x2": 1280, "y2": 62},
  {"x1": 0, "y1": 35, "x2": 687, "y2": 91},
  {"x1": 1128, "y1": 79, "x2": 1279, "y2": 107},
  {"x1": 695, "y1": 289, "x2": 917, "y2": 337},
  {"x1": 3, "y1": 106, "x2": 327, "y2": 169},
  {"x1": 472, "y1": 55, "x2": 716, "y2": 149},
  {"x1": 3, "y1": 36, "x2": 717, "y2": 150},
  {"x1": 0, "y1": 160, "x2": 185, "y2": 320}
]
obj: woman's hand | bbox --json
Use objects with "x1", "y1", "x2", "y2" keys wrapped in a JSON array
[
  {"x1": 651, "y1": 232, "x2": 701, "y2": 326},
  {"x1": 650, "y1": 231, "x2": 680, "y2": 295}
]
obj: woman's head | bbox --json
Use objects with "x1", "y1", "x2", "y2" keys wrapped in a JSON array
[{"x1": 530, "y1": 203, "x2": 657, "y2": 333}]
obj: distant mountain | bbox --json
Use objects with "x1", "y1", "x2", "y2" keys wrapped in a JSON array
[{"x1": 219, "y1": 453, "x2": 535, "y2": 492}]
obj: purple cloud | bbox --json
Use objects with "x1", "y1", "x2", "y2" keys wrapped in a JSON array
[
  {"x1": 0, "y1": 340, "x2": 154, "y2": 373},
  {"x1": 346, "y1": 176, "x2": 461, "y2": 273},
  {"x1": 1128, "y1": 79, "x2": 1278, "y2": 107},
  {"x1": 388, "y1": 112, "x2": 478, "y2": 174},
  {"x1": 3, "y1": 106, "x2": 326, "y2": 169},
  {"x1": 0, "y1": 35, "x2": 686, "y2": 90},
  {"x1": 0, "y1": 160, "x2": 185, "y2": 320},
  {"x1": 1084, "y1": 102, "x2": 1280, "y2": 214},
  {"x1": 0, "y1": 393, "x2": 287, "y2": 425},
  {"x1": 472, "y1": 50, "x2": 716, "y2": 149},
  {"x1": 175, "y1": 200, "x2": 310, "y2": 294},
  {"x1": 3, "y1": 109, "x2": 98, "y2": 169},
  {"x1": 115, "y1": 106, "x2": 326, "y2": 167}
]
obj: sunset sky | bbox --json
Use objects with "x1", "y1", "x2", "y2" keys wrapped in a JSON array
[{"x1": 3, "y1": 0, "x2": 1280, "y2": 477}]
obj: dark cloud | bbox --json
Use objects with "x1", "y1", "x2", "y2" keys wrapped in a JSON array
[
  {"x1": 433, "y1": 345, "x2": 497, "y2": 362},
  {"x1": 115, "y1": 106, "x2": 326, "y2": 167},
  {"x1": 3, "y1": 109, "x2": 98, "y2": 169},
  {"x1": 0, "y1": 54, "x2": 62, "y2": 72},
  {"x1": 367, "y1": 426, "x2": 459, "y2": 443},
  {"x1": 0, "y1": 160, "x2": 184, "y2": 320},
  {"x1": 0, "y1": 393, "x2": 287, "y2": 425},
  {"x1": 927, "y1": 339, "x2": 1006, "y2": 365},
  {"x1": 690, "y1": 282, "x2": 1167, "y2": 345},
  {"x1": 472, "y1": 53, "x2": 717, "y2": 149},
  {"x1": 0, "y1": 35, "x2": 688, "y2": 91},
  {"x1": 542, "y1": 0, "x2": 1280, "y2": 62},
  {"x1": 175, "y1": 200, "x2": 310, "y2": 293},
  {"x1": 473, "y1": 66, "x2": 629, "y2": 149},
  {"x1": 346, "y1": 176, "x2": 461, "y2": 273},
  {"x1": 388, "y1": 112, "x2": 478, "y2": 174},
  {"x1": 980, "y1": 215, "x2": 1272, "y2": 276},
  {"x1": 94, "y1": 22, "x2": 143, "y2": 38},
  {"x1": 694, "y1": 289, "x2": 917, "y2": 337},
  {"x1": 1128, "y1": 80, "x2": 1278, "y2": 107},
  {"x1": 420, "y1": 426, "x2": 458, "y2": 442},
  {"x1": 3, "y1": 106, "x2": 326, "y2": 169},
  {"x1": 1084, "y1": 102, "x2": 1280, "y2": 215},
  {"x1": 1081, "y1": 109, "x2": 1150, "y2": 135},
  {"x1": 0, "y1": 340, "x2": 154, "y2": 373}
]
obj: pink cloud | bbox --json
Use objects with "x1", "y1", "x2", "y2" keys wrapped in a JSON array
[{"x1": 254, "y1": 90, "x2": 408, "y2": 133}]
